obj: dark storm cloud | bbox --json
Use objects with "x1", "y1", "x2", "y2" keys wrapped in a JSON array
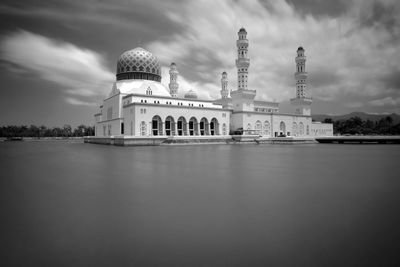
[
  {"x1": 0, "y1": 0, "x2": 185, "y2": 65},
  {"x1": 381, "y1": 71, "x2": 400, "y2": 91},
  {"x1": 345, "y1": 0, "x2": 400, "y2": 43},
  {"x1": 358, "y1": 1, "x2": 399, "y2": 34}
]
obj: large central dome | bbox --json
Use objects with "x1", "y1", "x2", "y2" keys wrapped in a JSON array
[{"x1": 116, "y1": 47, "x2": 161, "y2": 82}]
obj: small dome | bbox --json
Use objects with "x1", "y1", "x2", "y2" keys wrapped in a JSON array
[
  {"x1": 184, "y1": 89, "x2": 198, "y2": 99},
  {"x1": 239, "y1": 27, "x2": 247, "y2": 33},
  {"x1": 297, "y1": 46, "x2": 304, "y2": 51},
  {"x1": 116, "y1": 47, "x2": 161, "y2": 82}
]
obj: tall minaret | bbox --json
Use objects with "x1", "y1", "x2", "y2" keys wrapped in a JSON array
[
  {"x1": 169, "y1": 62, "x2": 179, "y2": 98},
  {"x1": 295, "y1": 47, "x2": 308, "y2": 98},
  {"x1": 235, "y1": 28, "x2": 250, "y2": 91},
  {"x1": 220, "y1": 71, "x2": 229, "y2": 98},
  {"x1": 291, "y1": 47, "x2": 312, "y2": 115}
]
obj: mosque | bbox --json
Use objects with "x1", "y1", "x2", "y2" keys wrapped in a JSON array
[{"x1": 91, "y1": 28, "x2": 333, "y2": 144}]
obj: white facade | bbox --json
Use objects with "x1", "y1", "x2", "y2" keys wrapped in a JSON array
[{"x1": 94, "y1": 30, "x2": 333, "y2": 139}]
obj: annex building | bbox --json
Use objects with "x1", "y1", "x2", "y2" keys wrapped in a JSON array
[{"x1": 92, "y1": 28, "x2": 333, "y2": 144}]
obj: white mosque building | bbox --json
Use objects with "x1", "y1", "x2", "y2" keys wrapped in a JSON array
[{"x1": 91, "y1": 28, "x2": 332, "y2": 144}]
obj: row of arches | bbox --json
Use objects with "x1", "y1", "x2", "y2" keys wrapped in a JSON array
[{"x1": 142, "y1": 116, "x2": 227, "y2": 136}]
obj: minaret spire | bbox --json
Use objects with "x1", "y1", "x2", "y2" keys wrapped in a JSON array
[
  {"x1": 169, "y1": 62, "x2": 179, "y2": 98},
  {"x1": 235, "y1": 28, "x2": 250, "y2": 91},
  {"x1": 290, "y1": 46, "x2": 312, "y2": 115},
  {"x1": 220, "y1": 71, "x2": 229, "y2": 98},
  {"x1": 295, "y1": 46, "x2": 308, "y2": 98}
]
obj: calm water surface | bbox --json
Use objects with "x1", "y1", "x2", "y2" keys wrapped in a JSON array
[{"x1": 1, "y1": 141, "x2": 400, "y2": 266}]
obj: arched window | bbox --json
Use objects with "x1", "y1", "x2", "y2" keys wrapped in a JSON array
[
  {"x1": 189, "y1": 117, "x2": 198, "y2": 136},
  {"x1": 177, "y1": 117, "x2": 187, "y2": 136},
  {"x1": 247, "y1": 123, "x2": 252, "y2": 132},
  {"x1": 292, "y1": 122, "x2": 298, "y2": 136},
  {"x1": 299, "y1": 122, "x2": 304, "y2": 136},
  {"x1": 140, "y1": 121, "x2": 147, "y2": 136},
  {"x1": 152, "y1": 116, "x2": 162, "y2": 136},
  {"x1": 200, "y1": 118, "x2": 209, "y2": 135},
  {"x1": 165, "y1": 116, "x2": 175, "y2": 136},
  {"x1": 280, "y1": 121, "x2": 286, "y2": 135},
  {"x1": 146, "y1": 86, "x2": 152, "y2": 95},
  {"x1": 210, "y1": 118, "x2": 219, "y2": 135},
  {"x1": 255, "y1": 120, "x2": 262, "y2": 135},
  {"x1": 263, "y1": 121, "x2": 270, "y2": 135}
]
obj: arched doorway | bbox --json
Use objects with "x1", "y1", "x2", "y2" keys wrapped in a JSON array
[
  {"x1": 200, "y1": 118, "x2": 209, "y2": 135},
  {"x1": 210, "y1": 118, "x2": 219, "y2": 135},
  {"x1": 152, "y1": 115, "x2": 163, "y2": 136},
  {"x1": 280, "y1": 121, "x2": 286, "y2": 135},
  {"x1": 189, "y1": 117, "x2": 198, "y2": 136},
  {"x1": 177, "y1": 117, "x2": 187, "y2": 136},
  {"x1": 165, "y1": 116, "x2": 175, "y2": 136}
]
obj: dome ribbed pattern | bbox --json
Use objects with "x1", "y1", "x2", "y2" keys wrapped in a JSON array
[{"x1": 116, "y1": 47, "x2": 161, "y2": 81}]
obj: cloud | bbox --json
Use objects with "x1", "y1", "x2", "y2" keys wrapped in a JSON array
[
  {"x1": 147, "y1": 0, "x2": 400, "y2": 113},
  {"x1": 369, "y1": 96, "x2": 400, "y2": 107},
  {"x1": 0, "y1": 30, "x2": 113, "y2": 104},
  {"x1": 64, "y1": 97, "x2": 97, "y2": 107},
  {"x1": 160, "y1": 66, "x2": 218, "y2": 100}
]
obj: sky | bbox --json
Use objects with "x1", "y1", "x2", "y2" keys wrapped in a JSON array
[{"x1": 0, "y1": 0, "x2": 399, "y2": 127}]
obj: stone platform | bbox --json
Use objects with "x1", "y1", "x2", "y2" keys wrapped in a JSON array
[{"x1": 84, "y1": 135, "x2": 319, "y2": 146}]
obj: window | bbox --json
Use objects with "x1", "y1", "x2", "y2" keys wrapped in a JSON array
[
  {"x1": 146, "y1": 86, "x2": 152, "y2": 95},
  {"x1": 222, "y1": 123, "x2": 227, "y2": 135},
  {"x1": 263, "y1": 121, "x2": 270, "y2": 135},
  {"x1": 140, "y1": 121, "x2": 147, "y2": 136},
  {"x1": 255, "y1": 121, "x2": 262, "y2": 135}
]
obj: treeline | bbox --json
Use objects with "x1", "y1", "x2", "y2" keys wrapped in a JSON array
[
  {"x1": 0, "y1": 124, "x2": 94, "y2": 138},
  {"x1": 322, "y1": 116, "x2": 400, "y2": 135}
]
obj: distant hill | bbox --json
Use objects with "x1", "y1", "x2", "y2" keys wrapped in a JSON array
[{"x1": 312, "y1": 112, "x2": 400, "y2": 124}]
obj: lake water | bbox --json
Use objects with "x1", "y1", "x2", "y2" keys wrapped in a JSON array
[{"x1": 1, "y1": 141, "x2": 400, "y2": 266}]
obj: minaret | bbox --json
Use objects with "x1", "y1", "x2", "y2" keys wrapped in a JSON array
[
  {"x1": 220, "y1": 71, "x2": 229, "y2": 98},
  {"x1": 231, "y1": 28, "x2": 256, "y2": 113},
  {"x1": 235, "y1": 28, "x2": 250, "y2": 91},
  {"x1": 290, "y1": 47, "x2": 312, "y2": 115},
  {"x1": 169, "y1": 62, "x2": 179, "y2": 98}
]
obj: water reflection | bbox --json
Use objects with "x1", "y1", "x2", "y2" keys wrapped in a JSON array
[{"x1": 1, "y1": 142, "x2": 399, "y2": 266}]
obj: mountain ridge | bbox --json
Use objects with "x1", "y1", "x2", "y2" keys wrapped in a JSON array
[{"x1": 312, "y1": 112, "x2": 400, "y2": 124}]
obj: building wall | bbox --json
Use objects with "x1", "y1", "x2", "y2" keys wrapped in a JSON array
[
  {"x1": 231, "y1": 112, "x2": 312, "y2": 137},
  {"x1": 311, "y1": 122, "x2": 334, "y2": 136},
  {"x1": 123, "y1": 103, "x2": 230, "y2": 136}
]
